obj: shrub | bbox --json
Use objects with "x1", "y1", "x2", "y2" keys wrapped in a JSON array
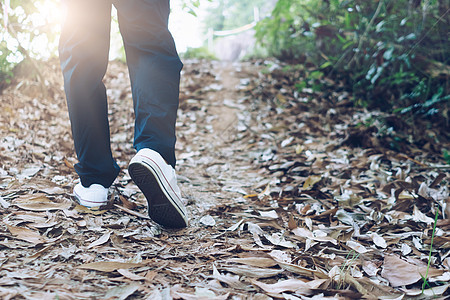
[
  {"x1": 181, "y1": 46, "x2": 217, "y2": 60},
  {"x1": 255, "y1": 0, "x2": 449, "y2": 117}
]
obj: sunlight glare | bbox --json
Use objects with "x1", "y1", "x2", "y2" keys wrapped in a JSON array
[
  {"x1": 169, "y1": 1, "x2": 205, "y2": 53},
  {"x1": 30, "y1": 0, "x2": 62, "y2": 59},
  {"x1": 4, "y1": 0, "x2": 205, "y2": 64},
  {"x1": 34, "y1": 0, "x2": 63, "y2": 27}
]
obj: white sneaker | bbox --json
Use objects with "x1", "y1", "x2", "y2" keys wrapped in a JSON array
[
  {"x1": 128, "y1": 148, "x2": 188, "y2": 228},
  {"x1": 73, "y1": 183, "x2": 109, "y2": 208}
]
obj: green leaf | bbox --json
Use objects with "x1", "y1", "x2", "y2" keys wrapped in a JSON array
[
  {"x1": 320, "y1": 61, "x2": 332, "y2": 69},
  {"x1": 443, "y1": 149, "x2": 450, "y2": 164}
]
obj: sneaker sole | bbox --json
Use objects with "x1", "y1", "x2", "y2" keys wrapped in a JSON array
[{"x1": 128, "y1": 161, "x2": 187, "y2": 228}]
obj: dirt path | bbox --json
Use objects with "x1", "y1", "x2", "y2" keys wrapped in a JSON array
[
  {"x1": 208, "y1": 63, "x2": 241, "y2": 141},
  {"x1": 177, "y1": 61, "x2": 264, "y2": 217},
  {"x1": 0, "y1": 60, "x2": 272, "y2": 299}
]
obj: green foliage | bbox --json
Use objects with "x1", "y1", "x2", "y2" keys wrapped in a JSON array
[
  {"x1": 181, "y1": 0, "x2": 202, "y2": 17},
  {"x1": 255, "y1": 0, "x2": 449, "y2": 117},
  {"x1": 181, "y1": 46, "x2": 217, "y2": 60},
  {"x1": 203, "y1": 0, "x2": 273, "y2": 32},
  {"x1": 443, "y1": 149, "x2": 450, "y2": 164},
  {"x1": 421, "y1": 208, "x2": 439, "y2": 293},
  {"x1": 398, "y1": 86, "x2": 450, "y2": 117},
  {"x1": 0, "y1": 41, "x2": 14, "y2": 85}
]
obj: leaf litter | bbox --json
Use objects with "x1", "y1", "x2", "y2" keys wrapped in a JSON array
[{"x1": 0, "y1": 58, "x2": 448, "y2": 299}]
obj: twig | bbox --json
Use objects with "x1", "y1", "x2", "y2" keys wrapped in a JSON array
[
  {"x1": 114, "y1": 204, "x2": 150, "y2": 220},
  {"x1": 397, "y1": 153, "x2": 429, "y2": 167}
]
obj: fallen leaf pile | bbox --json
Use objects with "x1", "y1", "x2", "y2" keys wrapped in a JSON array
[{"x1": 0, "y1": 58, "x2": 448, "y2": 299}]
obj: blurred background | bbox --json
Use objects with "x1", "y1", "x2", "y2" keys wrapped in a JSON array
[
  {"x1": 0, "y1": 0, "x2": 448, "y2": 125},
  {"x1": 0, "y1": 0, "x2": 277, "y2": 64}
]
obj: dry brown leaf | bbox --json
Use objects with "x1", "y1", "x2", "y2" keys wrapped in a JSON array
[
  {"x1": 63, "y1": 158, "x2": 74, "y2": 169},
  {"x1": 226, "y1": 219, "x2": 244, "y2": 231},
  {"x1": 104, "y1": 282, "x2": 141, "y2": 300},
  {"x1": 212, "y1": 264, "x2": 252, "y2": 291},
  {"x1": 402, "y1": 283, "x2": 450, "y2": 297},
  {"x1": 302, "y1": 175, "x2": 321, "y2": 190},
  {"x1": 11, "y1": 212, "x2": 58, "y2": 229},
  {"x1": 21, "y1": 178, "x2": 66, "y2": 195},
  {"x1": 29, "y1": 220, "x2": 59, "y2": 229},
  {"x1": 250, "y1": 278, "x2": 310, "y2": 295},
  {"x1": 87, "y1": 231, "x2": 112, "y2": 249},
  {"x1": 7, "y1": 225, "x2": 45, "y2": 245},
  {"x1": 13, "y1": 194, "x2": 71, "y2": 211},
  {"x1": 362, "y1": 260, "x2": 379, "y2": 277},
  {"x1": 117, "y1": 269, "x2": 146, "y2": 281},
  {"x1": 77, "y1": 261, "x2": 145, "y2": 272},
  {"x1": 412, "y1": 205, "x2": 435, "y2": 224},
  {"x1": 75, "y1": 204, "x2": 108, "y2": 215},
  {"x1": 353, "y1": 277, "x2": 402, "y2": 298},
  {"x1": 24, "y1": 245, "x2": 53, "y2": 262},
  {"x1": 223, "y1": 265, "x2": 283, "y2": 278},
  {"x1": 62, "y1": 208, "x2": 82, "y2": 219},
  {"x1": 292, "y1": 227, "x2": 314, "y2": 239},
  {"x1": 12, "y1": 212, "x2": 47, "y2": 223},
  {"x1": 381, "y1": 254, "x2": 445, "y2": 287},
  {"x1": 228, "y1": 257, "x2": 278, "y2": 268},
  {"x1": 370, "y1": 232, "x2": 387, "y2": 248},
  {"x1": 276, "y1": 261, "x2": 328, "y2": 279},
  {"x1": 346, "y1": 240, "x2": 370, "y2": 254},
  {"x1": 0, "y1": 196, "x2": 9, "y2": 208},
  {"x1": 292, "y1": 227, "x2": 337, "y2": 245},
  {"x1": 15, "y1": 201, "x2": 71, "y2": 211},
  {"x1": 144, "y1": 270, "x2": 158, "y2": 282},
  {"x1": 264, "y1": 233, "x2": 296, "y2": 248},
  {"x1": 118, "y1": 194, "x2": 137, "y2": 210},
  {"x1": 258, "y1": 210, "x2": 279, "y2": 219},
  {"x1": 268, "y1": 249, "x2": 291, "y2": 263},
  {"x1": 288, "y1": 215, "x2": 297, "y2": 230},
  {"x1": 172, "y1": 288, "x2": 230, "y2": 300}
]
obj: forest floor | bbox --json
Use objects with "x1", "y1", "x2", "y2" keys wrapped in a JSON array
[{"x1": 0, "y1": 59, "x2": 449, "y2": 299}]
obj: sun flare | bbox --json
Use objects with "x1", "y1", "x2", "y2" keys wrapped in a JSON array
[
  {"x1": 2, "y1": 0, "x2": 205, "y2": 64},
  {"x1": 34, "y1": 0, "x2": 63, "y2": 27}
]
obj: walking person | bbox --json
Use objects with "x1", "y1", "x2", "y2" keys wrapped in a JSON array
[{"x1": 59, "y1": 0, "x2": 188, "y2": 228}]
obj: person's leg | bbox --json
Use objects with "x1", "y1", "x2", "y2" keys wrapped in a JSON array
[
  {"x1": 114, "y1": 0, "x2": 187, "y2": 227},
  {"x1": 113, "y1": 0, "x2": 183, "y2": 168},
  {"x1": 59, "y1": 0, "x2": 120, "y2": 188}
]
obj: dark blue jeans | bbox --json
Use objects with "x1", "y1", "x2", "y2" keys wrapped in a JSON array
[{"x1": 59, "y1": 0, "x2": 182, "y2": 188}]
